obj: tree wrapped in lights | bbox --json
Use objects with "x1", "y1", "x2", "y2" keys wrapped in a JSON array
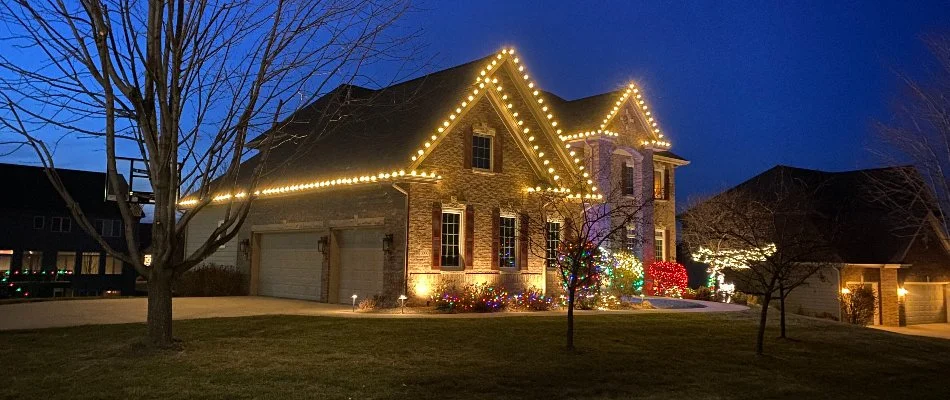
[
  {"x1": 681, "y1": 175, "x2": 836, "y2": 355},
  {"x1": 645, "y1": 261, "x2": 688, "y2": 297}
]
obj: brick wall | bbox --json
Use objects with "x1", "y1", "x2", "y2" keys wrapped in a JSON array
[{"x1": 880, "y1": 267, "x2": 900, "y2": 326}]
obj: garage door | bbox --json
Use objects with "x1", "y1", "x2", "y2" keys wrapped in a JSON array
[
  {"x1": 904, "y1": 283, "x2": 947, "y2": 325},
  {"x1": 337, "y1": 229, "x2": 384, "y2": 304},
  {"x1": 259, "y1": 232, "x2": 323, "y2": 300}
]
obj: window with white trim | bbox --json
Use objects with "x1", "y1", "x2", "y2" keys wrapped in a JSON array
[
  {"x1": 546, "y1": 221, "x2": 561, "y2": 269},
  {"x1": 623, "y1": 164, "x2": 635, "y2": 196},
  {"x1": 22, "y1": 250, "x2": 42, "y2": 270},
  {"x1": 51, "y1": 216, "x2": 71, "y2": 233},
  {"x1": 624, "y1": 225, "x2": 637, "y2": 252},
  {"x1": 654, "y1": 229, "x2": 667, "y2": 261},
  {"x1": 0, "y1": 250, "x2": 12, "y2": 272},
  {"x1": 472, "y1": 135, "x2": 492, "y2": 170},
  {"x1": 98, "y1": 219, "x2": 122, "y2": 238},
  {"x1": 55, "y1": 251, "x2": 75, "y2": 272},
  {"x1": 654, "y1": 167, "x2": 667, "y2": 200},
  {"x1": 441, "y1": 211, "x2": 462, "y2": 267},
  {"x1": 499, "y1": 216, "x2": 517, "y2": 269},
  {"x1": 33, "y1": 216, "x2": 44, "y2": 230},
  {"x1": 104, "y1": 255, "x2": 122, "y2": 275}
]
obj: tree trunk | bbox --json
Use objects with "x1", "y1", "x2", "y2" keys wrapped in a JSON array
[
  {"x1": 147, "y1": 267, "x2": 174, "y2": 347},
  {"x1": 778, "y1": 285, "x2": 787, "y2": 339},
  {"x1": 566, "y1": 286, "x2": 576, "y2": 351},
  {"x1": 756, "y1": 293, "x2": 772, "y2": 355}
]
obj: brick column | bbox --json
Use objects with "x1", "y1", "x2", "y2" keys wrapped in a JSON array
[
  {"x1": 639, "y1": 147, "x2": 656, "y2": 263},
  {"x1": 880, "y1": 267, "x2": 900, "y2": 327},
  {"x1": 586, "y1": 139, "x2": 615, "y2": 246}
]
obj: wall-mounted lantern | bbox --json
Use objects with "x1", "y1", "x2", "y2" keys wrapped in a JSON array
[
  {"x1": 318, "y1": 235, "x2": 330, "y2": 255},
  {"x1": 382, "y1": 234, "x2": 394, "y2": 252},
  {"x1": 239, "y1": 239, "x2": 250, "y2": 261}
]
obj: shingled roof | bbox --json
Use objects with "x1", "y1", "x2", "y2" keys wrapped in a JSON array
[
  {"x1": 690, "y1": 165, "x2": 944, "y2": 264},
  {"x1": 230, "y1": 50, "x2": 677, "y2": 192}
]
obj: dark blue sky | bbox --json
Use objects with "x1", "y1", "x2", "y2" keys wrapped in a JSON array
[
  {"x1": 4, "y1": 1, "x2": 949, "y2": 208},
  {"x1": 401, "y1": 0, "x2": 950, "y2": 205}
]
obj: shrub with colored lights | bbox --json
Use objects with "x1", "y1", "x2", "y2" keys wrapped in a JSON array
[
  {"x1": 646, "y1": 261, "x2": 689, "y2": 298},
  {"x1": 431, "y1": 283, "x2": 557, "y2": 313},
  {"x1": 1, "y1": 269, "x2": 74, "y2": 299},
  {"x1": 599, "y1": 250, "x2": 644, "y2": 297}
]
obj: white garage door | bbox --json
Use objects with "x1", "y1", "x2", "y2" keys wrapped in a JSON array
[
  {"x1": 259, "y1": 232, "x2": 323, "y2": 301},
  {"x1": 905, "y1": 283, "x2": 947, "y2": 325},
  {"x1": 337, "y1": 229, "x2": 384, "y2": 304}
]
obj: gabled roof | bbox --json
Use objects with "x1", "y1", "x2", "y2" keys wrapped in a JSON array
[
  {"x1": 687, "y1": 165, "x2": 946, "y2": 264},
  {"x1": 0, "y1": 162, "x2": 123, "y2": 216},
  {"x1": 188, "y1": 47, "x2": 677, "y2": 204}
]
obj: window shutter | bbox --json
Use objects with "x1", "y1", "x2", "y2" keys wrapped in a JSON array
[
  {"x1": 519, "y1": 213, "x2": 529, "y2": 270},
  {"x1": 491, "y1": 208, "x2": 500, "y2": 270},
  {"x1": 663, "y1": 167, "x2": 670, "y2": 199},
  {"x1": 431, "y1": 202, "x2": 441, "y2": 269},
  {"x1": 621, "y1": 164, "x2": 631, "y2": 195},
  {"x1": 464, "y1": 130, "x2": 473, "y2": 169},
  {"x1": 564, "y1": 218, "x2": 575, "y2": 242},
  {"x1": 493, "y1": 134, "x2": 503, "y2": 173},
  {"x1": 465, "y1": 205, "x2": 475, "y2": 269}
]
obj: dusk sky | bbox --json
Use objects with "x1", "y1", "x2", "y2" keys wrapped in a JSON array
[{"x1": 4, "y1": 0, "x2": 950, "y2": 208}]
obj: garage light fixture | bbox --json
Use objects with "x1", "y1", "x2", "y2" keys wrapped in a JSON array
[
  {"x1": 382, "y1": 234, "x2": 394, "y2": 252},
  {"x1": 897, "y1": 287, "x2": 908, "y2": 297},
  {"x1": 318, "y1": 236, "x2": 329, "y2": 255}
]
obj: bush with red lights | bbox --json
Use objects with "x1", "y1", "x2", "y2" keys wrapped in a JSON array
[{"x1": 645, "y1": 261, "x2": 688, "y2": 298}]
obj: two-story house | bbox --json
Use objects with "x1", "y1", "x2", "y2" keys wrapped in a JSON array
[
  {"x1": 0, "y1": 163, "x2": 145, "y2": 296},
  {"x1": 182, "y1": 48, "x2": 688, "y2": 303}
]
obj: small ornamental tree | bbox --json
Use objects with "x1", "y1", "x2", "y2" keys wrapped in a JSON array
[
  {"x1": 646, "y1": 261, "x2": 688, "y2": 297},
  {"x1": 840, "y1": 285, "x2": 876, "y2": 325}
]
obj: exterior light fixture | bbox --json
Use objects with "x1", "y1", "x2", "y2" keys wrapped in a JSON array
[
  {"x1": 398, "y1": 294, "x2": 408, "y2": 313},
  {"x1": 897, "y1": 287, "x2": 908, "y2": 297},
  {"x1": 239, "y1": 239, "x2": 250, "y2": 261},
  {"x1": 840, "y1": 287, "x2": 851, "y2": 295},
  {"x1": 351, "y1": 294, "x2": 358, "y2": 312},
  {"x1": 382, "y1": 234, "x2": 394, "y2": 252}
]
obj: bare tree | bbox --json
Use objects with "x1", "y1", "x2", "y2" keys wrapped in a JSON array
[
  {"x1": 526, "y1": 172, "x2": 648, "y2": 351},
  {"x1": 682, "y1": 173, "x2": 834, "y2": 355},
  {"x1": 0, "y1": 0, "x2": 416, "y2": 347},
  {"x1": 869, "y1": 34, "x2": 950, "y2": 235}
]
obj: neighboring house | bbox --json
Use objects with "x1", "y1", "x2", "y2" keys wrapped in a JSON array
[
  {"x1": 183, "y1": 48, "x2": 688, "y2": 304},
  {"x1": 0, "y1": 163, "x2": 145, "y2": 296},
  {"x1": 702, "y1": 165, "x2": 950, "y2": 327}
]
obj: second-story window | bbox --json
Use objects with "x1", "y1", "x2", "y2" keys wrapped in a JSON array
[
  {"x1": 98, "y1": 219, "x2": 122, "y2": 238},
  {"x1": 33, "y1": 216, "x2": 45, "y2": 230},
  {"x1": 622, "y1": 163, "x2": 635, "y2": 196},
  {"x1": 472, "y1": 135, "x2": 492, "y2": 170},
  {"x1": 654, "y1": 166, "x2": 668, "y2": 200},
  {"x1": 51, "y1": 216, "x2": 71, "y2": 233}
]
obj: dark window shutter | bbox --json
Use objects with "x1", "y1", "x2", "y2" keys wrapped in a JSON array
[
  {"x1": 621, "y1": 164, "x2": 631, "y2": 195},
  {"x1": 465, "y1": 205, "x2": 475, "y2": 269},
  {"x1": 519, "y1": 213, "x2": 529, "y2": 270},
  {"x1": 491, "y1": 208, "x2": 500, "y2": 270},
  {"x1": 431, "y1": 202, "x2": 441, "y2": 269},
  {"x1": 464, "y1": 130, "x2": 473, "y2": 169},
  {"x1": 493, "y1": 134, "x2": 503, "y2": 173},
  {"x1": 564, "y1": 218, "x2": 575, "y2": 242},
  {"x1": 663, "y1": 167, "x2": 670, "y2": 199}
]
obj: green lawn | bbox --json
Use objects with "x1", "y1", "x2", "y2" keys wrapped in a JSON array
[{"x1": 1, "y1": 310, "x2": 948, "y2": 400}]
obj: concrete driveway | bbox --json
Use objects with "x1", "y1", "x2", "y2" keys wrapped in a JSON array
[
  {"x1": 873, "y1": 323, "x2": 950, "y2": 340},
  {"x1": 0, "y1": 296, "x2": 747, "y2": 331}
]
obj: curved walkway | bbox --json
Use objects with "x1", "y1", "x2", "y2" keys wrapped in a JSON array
[{"x1": 0, "y1": 296, "x2": 747, "y2": 331}]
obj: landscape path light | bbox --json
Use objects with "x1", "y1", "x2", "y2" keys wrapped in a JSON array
[
  {"x1": 351, "y1": 294, "x2": 358, "y2": 312},
  {"x1": 398, "y1": 294, "x2": 408, "y2": 313}
]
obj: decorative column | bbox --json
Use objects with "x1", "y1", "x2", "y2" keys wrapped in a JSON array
[{"x1": 880, "y1": 267, "x2": 900, "y2": 326}]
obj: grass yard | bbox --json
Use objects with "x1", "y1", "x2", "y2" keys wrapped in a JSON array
[{"x1": 1, "y1": 310, "x2": 948, "y2": 400}]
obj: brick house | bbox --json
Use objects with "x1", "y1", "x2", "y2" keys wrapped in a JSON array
[
  {"x1": 697, "y1": 165, "x2": 950, "y2": 327},
  {"x1": 183, "y1": 48, "x2": 688, "y2": 304}
]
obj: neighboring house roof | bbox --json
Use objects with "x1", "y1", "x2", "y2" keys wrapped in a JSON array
[
  {"x1": 686, "y1": 164, "x2": 945, "y2": 265},
  {"x1": 0, "y1": 162, "x2": 126, "y2": 216},
  {"x1": 197, "y1": 47, "x2": 681, "y2": 203}
]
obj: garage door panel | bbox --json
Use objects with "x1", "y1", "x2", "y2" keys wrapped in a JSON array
[
  {"x1": 337, "y1": 229, "x2": 384, "y2": 304},
  {"x1": 905, "y1": 284, "x2": 947, "y2": 325},
  {"x1": 259, "y1": 232, "x2": 323, "y2": 301}
]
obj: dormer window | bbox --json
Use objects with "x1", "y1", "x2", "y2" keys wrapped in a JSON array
[{"x1": 472, "y1": 134, "x2": 492, "y2": 170}]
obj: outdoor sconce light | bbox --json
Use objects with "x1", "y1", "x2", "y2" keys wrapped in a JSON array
[
  {"x1": 898, "y1": 287, "x2": 908, "y2": 297},
  {"x1": 318, "y1": 235, "x2": 329, "y2": 255},
  {"x1": 398, "y1": 294, "x2": 408, "y2": 314},
  {"x1": 382, "y1": 234, "x2": 394, "y2": 252},
  {"x1": 351, "y1": 294, "x2": 358, "y2": 312},
  {"x1": 840, "y1": 287, "x2": 851, "y2": 295},
  {"x1": 239, "y1": 239, "x2": 250, "y2": 261}
]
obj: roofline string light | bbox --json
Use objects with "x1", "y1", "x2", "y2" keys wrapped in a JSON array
[
  {"x1": 178, "y1": 170, "x2": 441, "y2": 206},
  {"x1": 598, "y1": 83, "x2": 671, "y2": 149},
  {"x1": 558, "y1": 130, "x2": 620, "y2": 141}
]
